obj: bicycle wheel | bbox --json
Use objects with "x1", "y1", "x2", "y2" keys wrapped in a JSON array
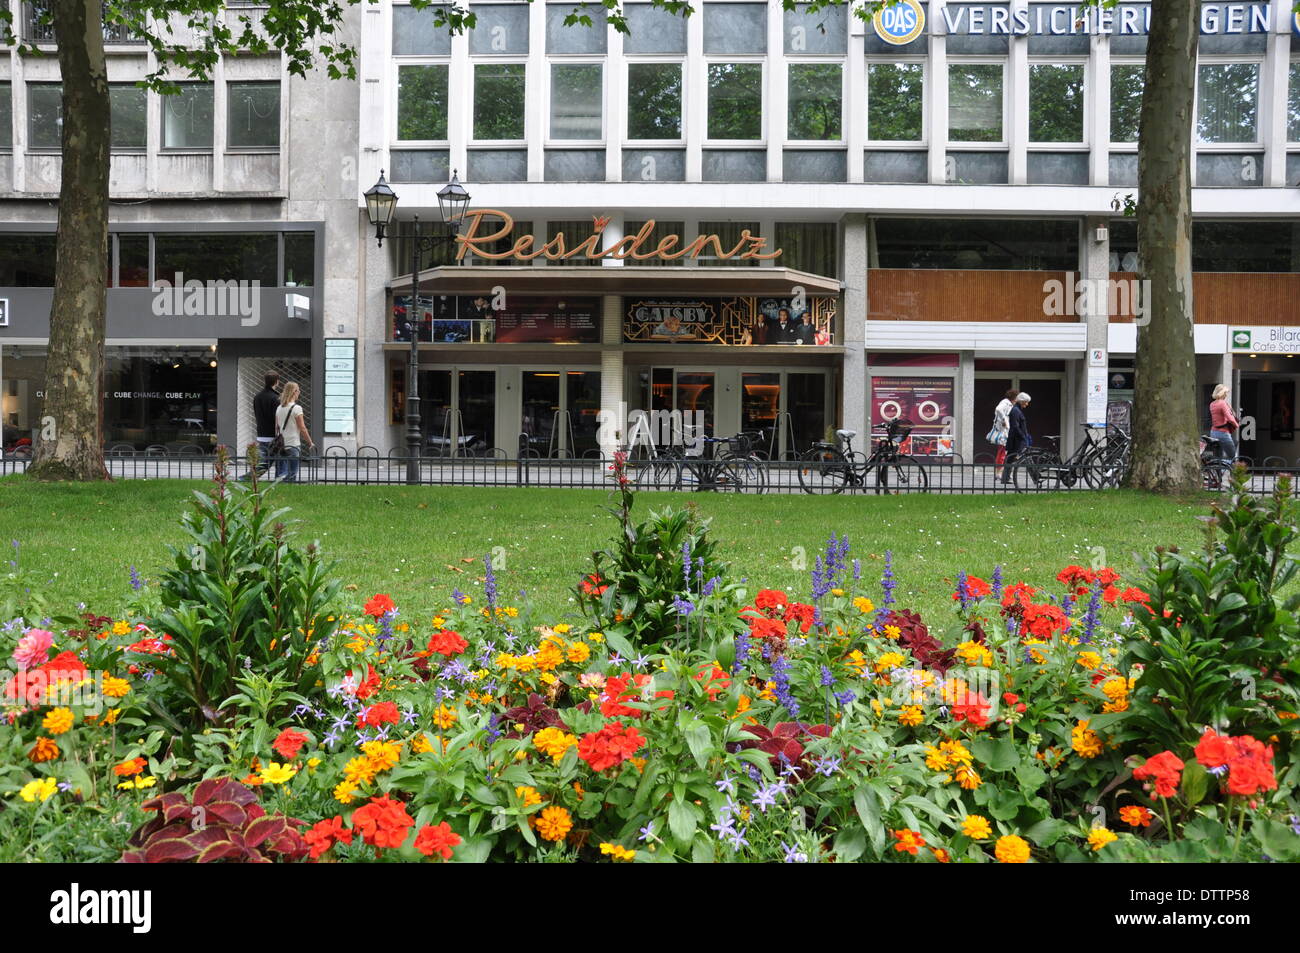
[
  {"x1": 706, "y1": 458, "x2": 747, "y2": 493},
  {"x1": 798, "y1": 446, "x2": 851, "y2": 495},
  {"x1": 719, "y1": 451, "x2": 766, "y2": 494},
  {"x1": 1011, "y1": 449, "x2": 1056, "y2": 492},
  {"x1": 1201, "y1": 456, "x2": 1231, "y2": 491},
  {"x1": 873, "y1": 454, "x2": 930, "y2": 494}
]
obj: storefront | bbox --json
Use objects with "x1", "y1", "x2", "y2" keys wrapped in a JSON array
[{"x1": 1228, "y1": 327, "x2": 1300, "y2": 466}]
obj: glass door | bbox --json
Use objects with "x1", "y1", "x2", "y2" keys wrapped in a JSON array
[
  {"x1": 417, "y1": 368, "x2": 495, "y2": 455},
  {"x1": 786, "y1": 372, "x2": 828, "y2": 456},
  {"x1": 522, "y1": 371, "x2": 561, "y2": 455},
  {"x1": 458, "y1": 370, "x2": 496, "y2": 453},
  {"x1": 567, "y1": 371, "x2": 601, "y2": 456}
]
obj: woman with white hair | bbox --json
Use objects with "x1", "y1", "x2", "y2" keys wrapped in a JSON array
[
  {"x1": 1000, "y1": 392, "x2": 1032, "y2": 485},
  {"x1": 1207, "y1": 383, "x2": 1238, "y2": 462}
]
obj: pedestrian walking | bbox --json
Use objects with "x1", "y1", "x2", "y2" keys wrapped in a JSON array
[
  {"x1": 989, "y1": 387, "x2": 1017, "y2": 479},
  {"x1": 1207, "y1": 383, "x2": 1238, "y2": 462},
  {"x1": 1000, "y1": 392, "x2": 1032, "y2": 485},
  {"x1": 274, "y1": 381, "x2": 315, "y2": 482},
  {"x1": 248, "y1": 371, "x2": 280, "y2": 478}
]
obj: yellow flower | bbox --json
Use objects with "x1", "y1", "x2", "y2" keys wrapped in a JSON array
[
  {"x1": 361, "y1": 739, "x2": 402, "y2": 771},
  {"x1": 458, "y1": 594, "x2": 472, "y2": 605},
  {"x1": 259, "y1": 762, "x2": 297, "y2": 785},
  {"x1": 955, "y1": 640, "x2": 995, "y2": 667},
  {"x1": 534, "y1": 805, "x2": 572, "y2": 842},
  {"x1": 587, "y1": 632, "x2": 604, "y2": 643},
  {"x1": 995, "y1": 834, "x2": 1031, "y2": 863},
  {"x1": 553, "y1": 624, "x2": 571, "y2": 634},
  {"x1": 410, "y1": 733, "x2": 433, "y2": 754},
  {"x1": 896, "y1": 705, "x2": 924, "y2": 727},
  {"x1": 433, "y1": 704, "x2": 458, "y2": 730},
  {"x1": 99, "y1": 708, "x2": 121, "y2": 726},
  {"x1": 42, "y1": 707, "x2": 74, "y2": 735},
  {"x1": 1087, "y1": 827, "x2": 1118, "y2": 851},
  {"x1": 1076, "y1": 651, "x2": 1102, "y2": 671},
  {"x1": 117, "y1": 776, "x2": 157, "y2": 791},
  {"x1": 535, "y1": 642, "x2": 564, "y2": 672},
  {"x1": 345, "y1": 635, "x2": 367, "y2": 653},
  {"x1": 954, "y1": 764, "x2": 982, "y2": 790},
  {"x1": 874, "y1": 651, "x2": 907, "y2": 673},
  {"x1": 938, "y1": 739, "x2": 973, "y2": 767},
  {"x1": 760, "y1": 681, "x2": 777, "y2": 702},
  {"x1": 306, "y1": 757, "x2": 322, "y2": 772},
  {"x1": 112, "y1": 620, "x2": 130, "y2": 636},
  {"x1": 962, "y1": 814, "x2": 992, "y2": 840},
  {"x1": 515, "y1": 785, "x2": 542, "y2": 807},
  {"x1": 533, "y1": 726, "x2": 578, "y2": 763},
  {"x1": 845, "y1": 650, "x2": 868, "y2": 673},
  {"x1": 20, "y1": 777, "x2": 58, "y2": 802},
  {"x1": 599, "y1": 842, "x2": 636, "y2": 862},
  {"x1": 870, "y1": 699, "x2": 883, "y2": 717},
  {"x1": 333, "y1": 779, "x2": 358, "y2": 804},
  {"x1": 344, "y1": 756, "x2": 380, "y2": 785},
  {"x1": 566, "y1": 642, "x2": 591, "y2": 664},
  {"x1": 883, "y1": 624, "x2": 901, "y2": 640},
  {"x1": 101, "y1": 675, "x2": 131, "y2": 699},
  {"x1": 924, "y1": 746, "x2": 949, "y2": 771},
  {"x1": 1071, "y1": 719, "x2": 1103, "y2": 759}
]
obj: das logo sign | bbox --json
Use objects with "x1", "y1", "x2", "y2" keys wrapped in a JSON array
[{"x1": 873, "y1": 0, "x2": 925, "y2": 45}]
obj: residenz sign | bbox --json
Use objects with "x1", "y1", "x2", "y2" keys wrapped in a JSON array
[{"x1": 871, "y1": 0, "x2": 1300, "y2": 43}]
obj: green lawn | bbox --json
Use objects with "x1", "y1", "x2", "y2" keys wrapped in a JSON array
[{"x1": 0, "y1": 476, "x2": 1217, "y2": 627}]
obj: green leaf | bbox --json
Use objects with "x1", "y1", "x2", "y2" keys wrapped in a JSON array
[
  {"x1": 668, "y1": 798, "x2": 700, "y2": 844},
  {"x1": 988, "y1": 789, "x2": 1024, "y2": 821},
  {"x1": 691, "y1": 834, "x2": 716, "y2": 863},
  {"x1": 1253, "y1": 820, "x2": 1300, "y2": 862},
  {"x1": 1023, "y1": 818, "x2": 1072, "y2": 847},
  {"x1": 1015, "y1": 763, "x2": 1048, "y2": 794},
  {"x1": 1180, "y1": 761, "x2": 1210, "y2": 807},
  {"x1": 971, "y1": 736, "x2": 1020, "y2": 772},
  {"x1": 833, "y1": 826, "x2": 866, "y2": 862},
  {"x1": 854, "y1": 786, "x2": 885, "y2": 855},
  {"x1": 684, "y1": 722, "x2": 711, "y2": 771}
]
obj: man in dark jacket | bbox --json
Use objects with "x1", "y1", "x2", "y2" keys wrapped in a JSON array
[
  {"x1": 1000, "y1": 392, "x2": 1031, "y2": 484},
  {"x1": 251, "y1": 371, "x2": 280, "y2": 476}
]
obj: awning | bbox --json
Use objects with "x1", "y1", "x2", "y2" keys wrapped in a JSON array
[{"x1": 387, "y1": 265, "x2": 842, "y2": 296}]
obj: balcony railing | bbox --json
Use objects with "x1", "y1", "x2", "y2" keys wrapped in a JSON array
[{"x1": 23, "y1": 1, "x2": 146, "y2": 44}]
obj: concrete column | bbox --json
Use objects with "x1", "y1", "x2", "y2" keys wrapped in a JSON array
[
  {"x1": 841, "y1": 212, "x2": 867, "y2": 439},
  {"x1": 605, "y1": 23, "x2": 623, "y2": 182},
  {"x1": 685, "y1": 7, "x2": 704, "y2": 182},
  {"x1": 1088, "y1": 27, "x2": 1109, "y2": 186},
  {"x1": 1072, "y1": 215, "x2": 1111, "y2": 455},
  {"x1": 599, "y1": 294, "x2": 624, "y2": 459},
  {"x1": 526, "y1": 1, "x2": 545, "y2": 181},
  {"x1": 958, "y1": 350, "x2": 975, "y2": 460},
  {"x1": 1261, "y1": 0, "x2": 1291, "y2": 188},
  {"x1": 766, "y1": 1, "x2": 785, "y2": 182},
  {"x1": 846, "y1": 17, "x2": 865, "y2": 183},
  {"x1": 1008, "y1": 0, "x2": 1028, "y2": 185},
  {"x1": 927, "y1": 0, "x2": 948, "y2": 184}
]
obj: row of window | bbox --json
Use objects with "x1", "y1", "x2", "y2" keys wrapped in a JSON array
[
  {"x1": 0, "y1": 231, "x2": 315, "y2": 287},
  {"x1": 393, "y1": 60, "x2": 1300, "y2": 147},
  {"x1": 0, "y1": 82, "x2": 280, "y2": 152}
]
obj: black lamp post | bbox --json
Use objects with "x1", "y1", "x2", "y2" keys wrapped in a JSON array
[{"x1": 364, "y1": 169, "x2": 471, "y2": 484}]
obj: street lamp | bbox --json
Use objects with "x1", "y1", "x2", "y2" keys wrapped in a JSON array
[{"x1": 365, "y1": 169, "x2": 471, "y2": 484}]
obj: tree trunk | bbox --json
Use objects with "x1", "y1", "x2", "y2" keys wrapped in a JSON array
[
  {"x1": 1126, "y1": 0, "x2": 1200, "y2": 494},
  {"x1": 29, "y1": 0, "x2": 110, "y2": 481}
]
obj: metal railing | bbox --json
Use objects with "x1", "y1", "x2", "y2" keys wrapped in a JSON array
[{"x1": 23, "y1": 2, "x2": 146, "y2": 44}]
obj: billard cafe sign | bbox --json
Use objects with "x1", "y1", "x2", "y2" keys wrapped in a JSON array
[{"x1": 870, "y1": 0, "x2": 1300, "y2": 43}]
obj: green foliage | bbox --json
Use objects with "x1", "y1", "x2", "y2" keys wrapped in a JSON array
[
  {"x1": 1115, "y1": 470, "x2": 1300, "y2": 753},
  {"x1": 145, "y1": 448, "x2": 342, "y2": 734}
]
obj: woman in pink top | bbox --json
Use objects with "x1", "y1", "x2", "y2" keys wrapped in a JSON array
[{"x1": 1207, "y1": 383, "x2": 1238, "y2": 461}]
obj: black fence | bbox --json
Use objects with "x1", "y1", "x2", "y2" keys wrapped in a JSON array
[{"x1": 0, "y1": 445, "x2": 1294, "y2": 496}]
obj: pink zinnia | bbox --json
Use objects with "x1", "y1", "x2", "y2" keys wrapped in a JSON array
[{"x1": 12, "y1": 628, "x2": 53, "y2": 669}]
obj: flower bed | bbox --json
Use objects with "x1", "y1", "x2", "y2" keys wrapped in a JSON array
[{"x1": 1, "y1": 457, "x2": 1297, "y2": 863}]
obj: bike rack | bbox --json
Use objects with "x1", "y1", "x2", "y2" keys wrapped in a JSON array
[
  {"x1": 772, "y1": 412, "x2": 797, "y2": 460},
  {"x1": 437, "y1": 408, "x2": 465, "y2": 459},
  {"x1": 546, "y1": 410, "x2": 577, "y2": 460}
]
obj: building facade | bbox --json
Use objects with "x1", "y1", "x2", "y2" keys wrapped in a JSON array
[{"x1": 3, "y1": 1, "x2": 1300, "y2": 464}]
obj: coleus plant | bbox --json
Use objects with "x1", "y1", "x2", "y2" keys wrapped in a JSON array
[{"x1": 121, "y1": 778, "x2": 309, "y2": 863}]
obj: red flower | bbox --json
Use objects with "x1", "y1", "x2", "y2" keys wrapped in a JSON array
[
  {"x1": 272, "y1": 728, "x2": 310, "y2": 760},
  {"x1": 694, "y1": 664, "x2": 731, "y2": 701},
  {"x1": 1095, "y1": 567, "x2": 1121, "y2": 586},
  {"x1": 1002, "y1": 692, "x2": 1019, "y2": 706},
  {"x1": 347, "y1": 665, "x2": 382, "y2": 701},
  {"x1": 579, "y1": 574, "x2": 609, "y2": 596},
  {"x1": 42, "y1": 650, "x2": 88, "y2": 684},
  {"x1": 754, "y1": 589, "x2": 789, "y2": 612},
  {"x1": 357, "y1": 701, "x2": 400, "y2": 728},
  {"x1": 1101, "y1": 584, "x2": 1122, "y2": 605},
  {"x1": 427, "y1": 629, "x2": 468, "y2": 657},
  {"x1": 351, "y1": 795, "x2": 415, "y2": 849},
  {"x1": 577, "y1": 721, "x2": 646, "y2": 772},
  {"x1": 414, "y1": 821, "x2": 462, "y2": 860},
  {"x1": 951, "y1": 692, "x2": 992, "y2": 728},
  {"x1": 303, "y1": 815, "x2": 353, "y2": 860},
  {"x1": 783, "y1": 602, "x2": 816, "y2": 634},
  {"x1": 1133, "y1": 750, "x2": 1184, "y2": 798},
  {"x1": 746, "y1": 616, "x2": 788, "y2": 641},
  {"x1": 1224, "y1": 736, "x2": 1277, "y2": 797},
  {"x1": 363, "y1": 593, "x2": 396, "y2": 618},
  {"x1": 1122, "y1": 587, "x2": 1151, "y2": 604},
  {"x1": 1194, "y1": 728, "x2": 1232, "y2": 770},
  {"x1": 964, "y1": 575, "x2": 993, "y2": 599},
  {"x1": 1001, "y1": 582, "x2": 1037, "y2": 609},
  {"x1": 1020, "y1": 602, "x2": 1069, "y2": 639},
  {"x1": 600, "y1": 673, "x2": 652, "y2": 718}
]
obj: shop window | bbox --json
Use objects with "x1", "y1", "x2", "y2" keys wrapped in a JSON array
[
  {"x1": 0, "y1": 234, "x2": 57, "y2": 286},
  {"x1": 948, "y1": 63, "x2": 1003, "y2": 143},
  {"x1": 787, "y1": 64, "x2": 841, "y2": 140},
  {"x1": 1196, "y1": 62, "x2": 1259, "y2": 144},
  {"x1": 627, "y1": 63, "x2": 682, "y2": 139},
  {"x1": 474, "y1": 64, "x2": 526, "y2": 140},
  {"x1": 110, "y1": 84, "x2": 147, "y2": 151},
  {"x1": 1288, "y1": 62, "x2": 1300, "y2": 142},
  {"x1": 0, "y1": 83, "x2": 10, "y2": 150},
  {"x1": 26, "y1": 83, "x2": 62, "y2": 150},
  {"x1": 1028, "y1": 64, "x2": 1084, "y2": 143},
  {"x1": 774, "y1": 222, "x2": 837, "y2": 277},
  {"x1": 874, "y1": 218, "x2": 1078, "y2": 270},
  {"x1": 227, "y1": 82, "x2": 280, "y2": 149},
  {"x1": 1110, "y1": 63, "x2": 1143, "y2": 143},
  {"x1": 103, "y1": 347, "x2": 219, "y2": 451},
  {"x1": 1193, "y1": 221, "x2": 1294, "y2": 272},
  {"x1": 867, "y1": 62, "x2": 923, "y2": 142},
  {"x1": 397, "y1": 66, "x2": 449, "y2": 140},
  {"x1": 154, "y1": 233, "x2": 278, "y2": 285},
  {"x1": 284, "y1": 232, "x2": 315, "y2": 286},
  {"x1": 162, "y1": 83, "x2": 214, "y2": 150},
  {"x1": 391, "y1": 3, "x2": 453, "y2": 55},
  {"x1": 550, "y1": 64, "x2": 603, "y2": 140},
  {"x1": 707, "y1": 63, "x2": 763, "y2": 140},
  {"x1": 116, "y1": 234, "x2": 150, "y2": 287}
]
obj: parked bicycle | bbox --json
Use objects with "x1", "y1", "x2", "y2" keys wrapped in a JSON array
[
  {"x1": 637, "y1": 434, "x2": 755, "y2": 493},
  {"x1": 1199, "y1": 432, "x2": 1235, "y2": 490},
  {"x1": 1008, "y1": 425, "x2": 1127, "y2": 491},
  {"x1": 797, "y1": 420, "x2": 929, "y2": 495}
]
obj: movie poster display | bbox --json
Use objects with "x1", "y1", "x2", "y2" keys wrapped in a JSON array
[
  {"x1": 623, "y1": 296, "x2": 836, "y2": 346},
  {"x1": 870, "y1": 377, "x2": 955, "y2": 456},
  {"x1": 391, "y1": 295, "x2": 600, "y2": 344}
]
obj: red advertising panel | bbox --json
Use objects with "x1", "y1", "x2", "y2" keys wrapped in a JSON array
[{"x1": 870, "y1": 376, "x2": 955, "y2": 456}]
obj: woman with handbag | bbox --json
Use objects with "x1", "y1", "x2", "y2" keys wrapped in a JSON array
[
  {"x1": 273, "y1": 381, "x2": 315, "y2": 482},
  {"x1": 988, "y1": 388, "x2": 1017, "y2": 479}
]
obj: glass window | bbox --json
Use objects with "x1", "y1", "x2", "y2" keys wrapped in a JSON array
[
  {"x1": 707, "y1": 63, "x2": 763, "y2": 140},
  {"x1": 104, "y1": 347, "x2": 219, "y2": 451},
  {"x1": 1286, "y1": 62, "x2": 1299, "y2": 142},
  {"x1": 624, "y1": 3, "x2": 687, "y2": 53},
  {"x1": 544, "y1": 220, "x2": 594, "y2": 267},
  {"x1": 1110, "y1": 63, "x2": 1143, "y2": 143},
  {"x1": 1196, "y1": 62, "x2": 1259, "y2": 143},
  {"x1": 0, "y1": 234, "x2": 57, "y2": 285},
  {"x1": 874, "y1": 218, "x2": 1078, "y2": 270},
  {"x1": 474, "y1": 64, "x2": 526, "y2": 139},
  {"x1": 703, "y1": 3, "x2": 766, "y2": 54},
  {"x1": 627, "y1": 63, "x2": 682, "y2": 139},
  {"x1": 546, "y1": 5, "x2": 607, "y2": 54},
  {"x1": 1028, "y1": 63, "x2": 1083, "y2": 143},
  {"x1": 109, "y1": 84, "x2": 147, "y2": 150},
  {"x1": 227, "y1": 82, "x2": 279, "y2": 149},
  {"x1": 774, "y1": 222, "x2": 837, "y2": 276},
  {"x1": 624, "y1": 219, "x2": 685, "y2": 266},
  {"x1": 284, "y1": 232, "x2": 315, "y2": 286},
  {"x1": 948, "y1": 63, "x2": 1003, "y2": 143},
  {"x1": 27, "y1": 83, "x2": 62, "y2": 150},
  {"x1": 0, "y1": 83, "x2": 12, "y2": 150},
  {"x1": 787, "y1": 64, "x2": 841, "y2": 140},
  {"x1": 1193, "y1": 221, "x2": 1294, "y2": 272},
  {"x1": 550, "y1": 64, "x2": 602, "y2": 140},
  {"x1": 391, "y1": 3, "x2": 453, "y2": 55},
  {"x1": 468, "y1": 4, "x2": 529, "y2": 55},
  {"x1": 697, "y1": 220, "x2": 760, "y2": 267},
  {"x1": 162, "y1": 83, "x2": 214, "y2": 150},
  {"x1": 867, "y1": 63, "x2": 923, "y2": 142},
  {"x1": 154, "y1": 233, "x2": 278, "y2": 285},
  {"x1": 116, "y1": 234, "x2": 150, "y2": 287},
  {"x1": 397, "y1": 65, "x2": 449, "y2": 140}
]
